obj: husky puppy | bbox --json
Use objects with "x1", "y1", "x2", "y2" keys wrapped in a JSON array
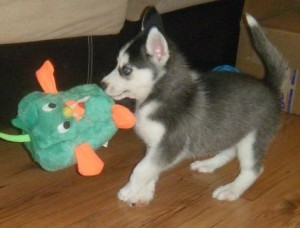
[{"x1": 101, "y1": 7, "x2": 287, "y2": 206}]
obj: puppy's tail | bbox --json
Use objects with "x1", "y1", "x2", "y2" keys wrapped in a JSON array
[{"x1": 245, "y1": 13, "x2": 288, "y2": 92}]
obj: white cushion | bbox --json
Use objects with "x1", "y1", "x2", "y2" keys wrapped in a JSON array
[{"x1": 0, "y1": 0, "x2": 128, "y2": 44}]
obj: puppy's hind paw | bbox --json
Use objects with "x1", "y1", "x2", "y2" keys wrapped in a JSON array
[
  {"x1": 212, "y1": 184, "x2": 241, "y2": 201},
  {"x1": 190, "y1": 160, "x2": 217, "y2": 173}
]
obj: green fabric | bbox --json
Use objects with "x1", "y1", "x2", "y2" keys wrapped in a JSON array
[
  {"x1": 12, "y1": 84, "x2": 117, "y2": 171},
  {"x1": 0, "y1": 132, "x2": 30, "y2": 142}
]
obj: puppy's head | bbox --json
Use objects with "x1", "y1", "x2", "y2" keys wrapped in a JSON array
[{"x1": 101, "y1": 7, "x2": 170, "y2": 102}]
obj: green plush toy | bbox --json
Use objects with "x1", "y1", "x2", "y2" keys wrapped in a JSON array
[{"x1": 0, "y1": 60, "x2": 135, "y2": 176}]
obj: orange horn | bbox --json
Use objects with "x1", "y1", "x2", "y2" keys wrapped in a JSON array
[{"x1": 36, "y1": 60, "x2": 58, "y2": 94}]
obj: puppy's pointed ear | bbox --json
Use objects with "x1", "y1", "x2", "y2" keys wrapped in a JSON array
[
  {"x1": 146, "y1": 27, "x2": 169, "y2": 66},
  {"x1": 141, "y1": 6, "x2": 164, "y2": 33}
]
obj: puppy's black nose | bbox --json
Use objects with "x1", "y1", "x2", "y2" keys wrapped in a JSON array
[{"x1": 100, "y1": 81, "x2": 108, "y2": 90}]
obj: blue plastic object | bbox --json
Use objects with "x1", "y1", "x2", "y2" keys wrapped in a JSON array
[{"x1": 212, "y1": 65, "x2": 240, "y2": 73}]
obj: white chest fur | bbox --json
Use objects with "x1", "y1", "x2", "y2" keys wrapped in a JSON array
[{"x1": 134, "y1": 101, "x2": 165, "y2": 147}]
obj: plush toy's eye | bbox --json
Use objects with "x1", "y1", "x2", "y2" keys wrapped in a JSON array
[
  {"x1": 121, "y1": 65, "x2": 132, "y2": 76},
  {"x1": 57, "y1": 121, "x2": 71, "y2": 133},
  {"x1": 43, "y1": 103, "x2": 57, "y2": 112}
]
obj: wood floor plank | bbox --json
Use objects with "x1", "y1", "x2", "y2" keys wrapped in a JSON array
[{"x1": 0, "y1": 113, "x2": 299, "y2": 227}]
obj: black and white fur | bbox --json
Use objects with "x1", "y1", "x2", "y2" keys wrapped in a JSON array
[{"x1": 101, "y1": 8, "x2": 287, "y2": 206}]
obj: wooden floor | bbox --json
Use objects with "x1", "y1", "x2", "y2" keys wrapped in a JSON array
[{"x1": 0, "y1": 113, "x2": 300, "y2": 227}]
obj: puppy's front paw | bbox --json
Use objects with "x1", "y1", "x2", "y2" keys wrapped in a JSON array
[
  {"x1": 190, "y1": 160, "x2": 216, "y2": 173},
  {"x1": 212, "y1": 184, "x2": 241, "y2": 201},
  {"x1": 118, "y1": 182, "x2": 155, "y2": 207}
]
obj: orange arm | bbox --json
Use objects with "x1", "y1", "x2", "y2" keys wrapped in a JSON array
[
  {"x1": 74, "y1": 143, "x2": 104, "y2": 176},
  {"x1": 112, "y1": 104, "x2": 136, "y2": 129}
]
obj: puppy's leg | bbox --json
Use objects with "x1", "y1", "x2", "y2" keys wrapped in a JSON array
[
  {"x1": 213, "y1": 131, "x2": 263, "y2": 201},
  {"x1": 118, "y1": 147, "x2": 164, "y2": 207},
  {"x1": 190, "y1": 147, "x2": 236, "y2": 173}
]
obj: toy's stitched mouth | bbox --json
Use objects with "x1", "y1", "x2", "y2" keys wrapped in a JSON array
[{"x1": 64, "y1": 96, "x2": 90, "y2": 120}]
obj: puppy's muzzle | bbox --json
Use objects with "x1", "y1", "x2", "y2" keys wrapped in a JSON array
[{"x1": 100, "y1": 81, "x2": 108, "y2": 91}]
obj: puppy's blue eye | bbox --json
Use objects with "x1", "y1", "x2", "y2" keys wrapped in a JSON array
[{"x1": 122, "y1": 65, "x2": 132, "y2": 76}]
